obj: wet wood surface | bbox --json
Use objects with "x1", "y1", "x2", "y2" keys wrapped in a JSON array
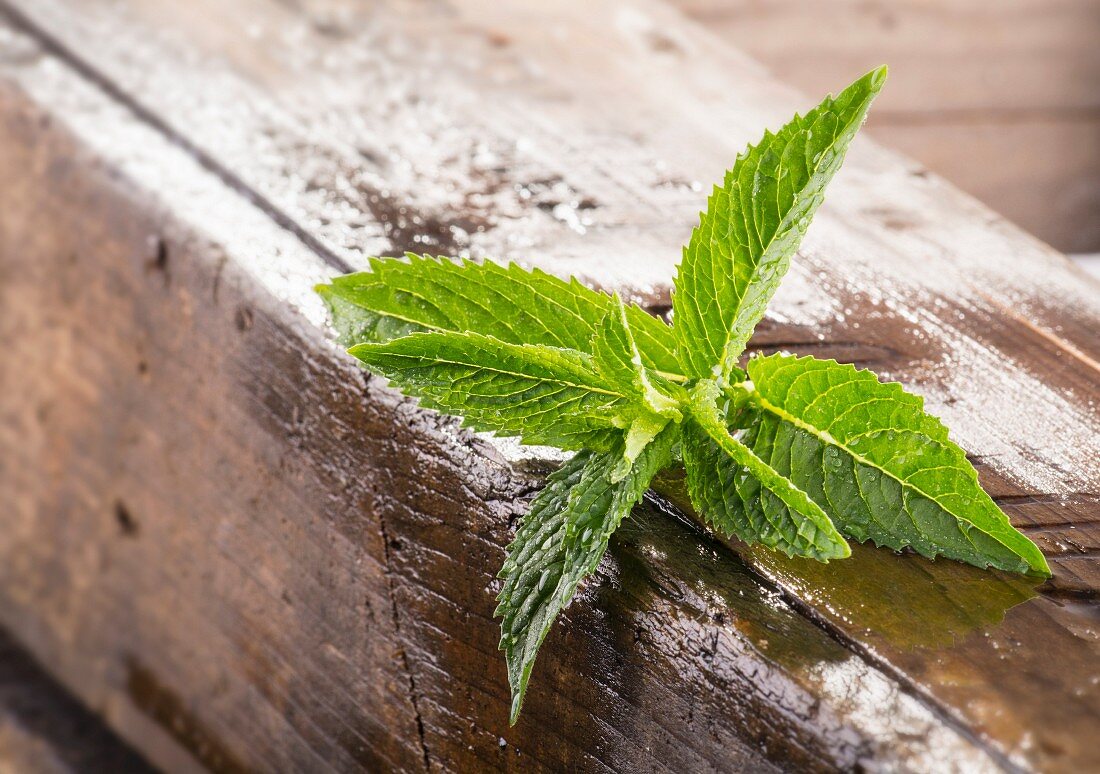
[{"x1": 0, "y1": 0, "x2": 1098, "y2": 771}]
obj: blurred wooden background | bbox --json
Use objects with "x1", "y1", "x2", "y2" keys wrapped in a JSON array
[{"x1": 674, "y1": 0, "x2": 1100, "y2": 256}]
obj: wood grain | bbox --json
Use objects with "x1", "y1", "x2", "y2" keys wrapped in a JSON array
[
  {"x1": 0, "y1": 22, "x2": 997, "y2": 773},
  {"x1": 1, "y1": 0, "x2": 1098, "y2": 771}
]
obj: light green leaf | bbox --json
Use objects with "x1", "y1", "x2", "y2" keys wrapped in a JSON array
[
  {"x1": 496, "y1": 426, "x2": 676, "y2": 724},
  {"x1": 684, "y1": 381, "x2": 850, "y2": 560},
  {"x1": 593, "y1": 294, "x2": 682, "y2": 471},
  {"x1": 620, "y1": 413, "x2": 670, "y2": 477},
  {"x1": 594, "y1": 294, "x2": 680, "y2": 416},
  {"x1": 743, "y1": 353, "x2": 1050, "y2": 576},
  {"x1": 316, "y1": 284, "x2": 423, "y2": 347},
  {"x1": 671, "y1": 67, "x2": 886, "y2": 381},
  {"x1": 349, "y1": 331, "x2": 635, "y2": 451},
  {"x1": 318, "y1": 254, "x2": 681, "y2": 373}
]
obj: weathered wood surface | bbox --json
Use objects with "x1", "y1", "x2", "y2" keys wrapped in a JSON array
[
  {"x1": 0, "y1": 57, "x2": 982, "y2": 774},
  {"x1": 672, "y1": 0, "x2": 1100, "y2": 254},
  {"x1": 0, "y1": 0, "x2": 1098, "y2": 771},
  {"x1": 0, "y1": 625, "x2": 155, "y2": 773}
]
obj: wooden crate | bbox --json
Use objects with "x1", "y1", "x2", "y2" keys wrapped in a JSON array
[{"x1": 1, "y1": 0, "x2": 1097, "y2": 771}]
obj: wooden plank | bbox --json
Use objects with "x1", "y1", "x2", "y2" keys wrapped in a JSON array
[
  {"x1": 0, "y1": 18, "x2": 1000, "y2": 774},
  {"x1": 0, "y1": 626, "x2": 154, "y2": 774},
  {"x1": 1, "y1": 0, "x2": 1098, "y2": 770},
  {"x1": 672, "y1": 0, "x2": 1100, "y2": 113},
  {"x1": 883, "y1": 119, "x2": 1100, "y2": 254},
  {"x1": 670, "y1": 0, "x2": 1100, "y2": 252}
]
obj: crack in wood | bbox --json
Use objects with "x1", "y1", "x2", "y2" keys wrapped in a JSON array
[
  {"x1": 366, "y1": 387, "x2": 433, "y2": 772},
  {"x1": 377, "y1": 520, "x2": 433, "y2": 772}
]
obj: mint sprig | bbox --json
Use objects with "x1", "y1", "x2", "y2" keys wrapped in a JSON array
[
  {"x1": 495, "y1": 426, "x2": 676, "y2": 723},
  {"x1": 316, "y1": 66, "x2": 1051, "y2": 725}
]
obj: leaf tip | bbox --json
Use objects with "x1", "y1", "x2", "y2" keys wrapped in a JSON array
[
  {"x1": 831, "y1": 538, "x2": 853, "y2": 560},
  {"x1": 509, "y1": 690, "x2": 524, "y2": 726},
  {"x1": 809, "y1": 526, "x2": 851, "y2": 562},
  {"x1": 1026, "y1": 548, "x2": 1053, "y2": 579}
]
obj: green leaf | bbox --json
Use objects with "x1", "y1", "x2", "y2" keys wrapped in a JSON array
[
  {"x1": 594, "y1": 294, "x2": 680, "y2": 416},
  {"x1": 671, "y1": 67, "x2": 887, "y2": 381},
  {"x1": 496, "y1": 426, "x2": 676, "y2": 724},
  {"x1": 315, "y1": 285, "x2": 423, "y2": 347},
  {"x1": 743, "y1": 353, "x2": 1050, "y2": 576},
  {"x1": 317, "y1": 255, "x2": 681, "y2": 373},
  {"x1": 305, "y1": 67, "x2": 1057, "y2": 736},
  {"x1": 349, "y1": 331, "x2": 638, "y2": 451},
  {"x1": 684, "y1": 381, "x2": 849, "y2": 560},
  {"x1": 593, "y1": 294, "x2": 682, "y2": 471}
]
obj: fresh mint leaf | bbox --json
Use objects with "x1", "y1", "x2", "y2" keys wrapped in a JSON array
[
  {"x1": 593, "y1": 294, "x2": 682, "y2": 469},
  {"x1": 316, "y1": 285, "x2": 423, "y2": 347},
  {"x1": 349, "y1": 331, "x2": 634, "y2": 451},
  {"x1": 741, "y1": 354, "x2": 1050, "y2": 575},
  {"x1": 319, "y1": 255, "x2": 681, "y2": 373},
  {"x1": 671, "y1": 67, "x2": 886, "y2": 381},
  {"x1": 496, "y1": 426, "x2": 676, "y2": 724},
  {"x1": 314, "y1": 67, "x2": 1054, "y2": 727},
  {"x1": 594, "y1": 294, "x2": 681, "y2": 416},
  {"x1": 685, "y1": 380, "x2": 850, "y2": 560}
]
